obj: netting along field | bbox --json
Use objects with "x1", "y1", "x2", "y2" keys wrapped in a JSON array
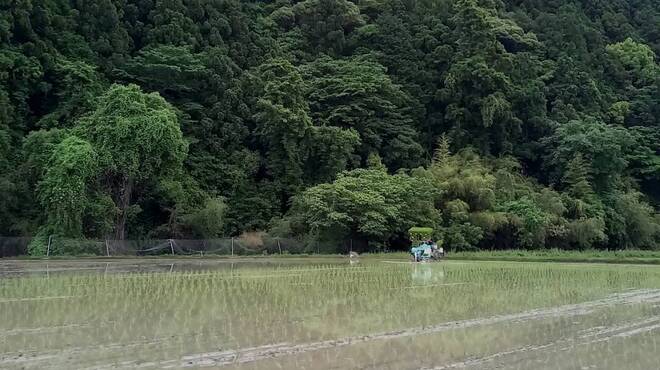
[
  {"x1": 2, "y1": 257, "x2": 660, "y2": 369},
  {"x1": 0, "y1": 237, "x2": 362, "y2": 257}
]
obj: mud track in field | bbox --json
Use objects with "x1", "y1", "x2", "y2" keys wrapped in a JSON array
[
  {"x1": 24, "y1": 288, "x2": 654, "y2": 369},
  {"x1": 424, "y1": 316, "x2": 660, "y2": 369}
]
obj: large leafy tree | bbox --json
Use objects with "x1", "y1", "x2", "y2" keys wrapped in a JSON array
[
  {"x1": 289, "y1": 166, "x2": 438, "y2": 247},
  {"x1": 252, "y1": 58, "x2": 314, "y2": 208},
  {"x1": 435, "y1": 0, "x2": 546, "y2": 155},
  {"x1": 606, "y1": 38, "x2": 658, "y2": 87},
  {"x1": 251, "y1": 57, "x2": 360, "y2": 213},
  {"x1": 78, "y1": 84, "x2": 188, "y2": 239},
  {"x1": 35, "y1": 84, "x2": 188, "y2": 242},
  {"x1": 301, "y1": 55, "x2": 424, "y2": 170},
  {"x1": 544, "y1": 118, "x2": 635, "y2": 192},
  {"x1": 271, "y1": 0, "x2": 364, "y2": 57}
]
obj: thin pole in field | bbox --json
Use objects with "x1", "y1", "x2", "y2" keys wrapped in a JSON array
[
  {"x1": 169, "y1": 239, "x2": 174, "y2": 255},
  {"x1": 277, "y1": 238, "x2": 282, "y2": 254},
  {"x1": 105, "y1": 239, "x2": 110, "y2": 257},
  {"x1": 46, "y1": 235, "x2": 52, "y2": 257},
  {"x1": 231, "y1": 237, "x2": 234, "y2": 256}
]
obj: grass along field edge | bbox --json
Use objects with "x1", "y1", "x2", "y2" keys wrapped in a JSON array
[
  {"x1": 445, "y1": 249, "x2": 660, "y2": 265},
  {"x1": 4, "y1": 249, "x2": 660, "y2": 265}
]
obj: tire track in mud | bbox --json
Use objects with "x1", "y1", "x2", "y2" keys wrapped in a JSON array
[
  {"x1": 0, "y1": 295, "x2": 79, "y2": 303},
  {"x1": 424, "y1": 316, "x2": 660, "y2": 369},
  {"x1": 102, "y1": 289, "x2": 660, "y2": 369},
  {"x1": 0, "y1": 319, "x2": 122, "y2": 340},
  {"x1": 5, "y1": 289, "x2": 660, "y2": 369},
  {"x1": 0, "y1": 331, "x2": 235, "y2": 366}
]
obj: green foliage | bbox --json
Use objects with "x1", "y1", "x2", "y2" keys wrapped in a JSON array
[
  {"x1": 436, "y1": 0, "x2": 548, "y2": 155},
  {"x1": 274, "y1": 0, "x2": 364, "y2": 56},
  {"x1": 37, "y1": 58, "x2": 105, "y2": 129},
  {"x1": 185, "y1": 197, "x2": 227, "y2": 238},
  {"x1": 0, "y1": 126, "x2": 15, "y2": 233},
  {"x1": 433, "y1": 135, "x2": 452, "y2": 167},
  {"x1": 409, "y1": 227, "x2": 434, "y2": 244},
  {"x1": 545, "y1": 118, "x2": 635, "y2": 192},
  {"x1": 253, "y1": 58, "x2": 313, "y2": 199},
  {"x1": 308, "y1": 125, "x2": 360, "y2": 183},
  {"x1": 78, "y1": 84, "x2": 187, "y2": 182},
  {"x1": 605, "y1": 191, "x2": 659, "y2": 250},
  {"x1": 27, "y1": 232, "x2": 51, "y2": 257},
  {"x1": 498, "y1": 197, "x2": 550, "y2": 249},
  {"x1": 562, "y1": 154, "x2": 598, "y2": 215},
  {"x1": 627, "y1": 127, "x2": 660, "y2": 189},
  {"x1": 33, "y1": 84, "x2": 187, "y2": 246},
  {"x1": 0, "y1": 0, "x2": 658, "y2": 254},
  {"x1": 567, "y1": 217, "x2": 607, "y2": 250},
  {"x1": 38, "y1": 136, "x2": 97, "y2": 238},
  {"x1": 608, "y1": 101, "x2": 631, "y2": 125},
  {"x1": 606, "y1": 38, "x2": 658, "y2": 86},
  {"x1": 79, "y1": 84, "x2": 187, "y2": 239},
  {"x1": 301, "y1": 54, "x2": 424, "y2": 169},
  {"x1": 289, "y1": 168, "x2": 438, "y2": 247}
]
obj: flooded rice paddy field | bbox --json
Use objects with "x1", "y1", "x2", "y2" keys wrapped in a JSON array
[{"x1": 2, "y1": 257, "x2": 660, "y2": 369}]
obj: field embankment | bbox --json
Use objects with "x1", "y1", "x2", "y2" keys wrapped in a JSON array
[
  {"x1": 445, "y1": 249, "x2": 660, "y2": 265},
  {"x1": 5, "y1": 249, "x2": 660, "y2": 265}
]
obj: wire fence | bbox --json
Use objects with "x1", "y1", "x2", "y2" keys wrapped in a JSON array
[{"x1": 0, "y1": 236, "x2": 367, "y2": 257}]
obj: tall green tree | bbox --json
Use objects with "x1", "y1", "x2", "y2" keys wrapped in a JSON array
[
  {"x1": 271, "y1": 0, "x2": 364, "y2": 56},
  {"x1": 35, "y1": 84, "x2": 187, "y2": 242},
  {"x1": 544, "y1": 118, "x2": 635, "y2": 192},
  {"x1": 253, "y1": 58, "x2": 314, "y2": 208},
  {"x1": 563, "y1": 154, "x2": 596, "y2": 202},
  {"x1": 434, "y1": 0, "x2": 548, "y2": 156},
  {"x1": 289, "y1": 167, "x2": 438, "y2": 247},
  {"x1": 78, "y1": 84, "x2": 187, "y2": 239},
  {"x1": 301, "y1": 55, "x2": 424, "y2": 169}
]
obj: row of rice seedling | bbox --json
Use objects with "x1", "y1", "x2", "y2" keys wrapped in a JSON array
[{"x1": 3, "y1": 260, "x2": 660, "y2": 365}]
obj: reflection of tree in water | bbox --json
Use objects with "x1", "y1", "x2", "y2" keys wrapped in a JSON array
[{"x1": 411, "y1": 264, "x2": 445, "y2": 285}]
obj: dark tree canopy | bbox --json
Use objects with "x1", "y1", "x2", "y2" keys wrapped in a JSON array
[{"x1": 0, "y1": 0, "x2": 658, "y2": 253}]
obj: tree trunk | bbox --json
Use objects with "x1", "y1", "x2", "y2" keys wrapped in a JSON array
[{"x1": 114, "y1": 176, "x2": 133, "y2": 240}]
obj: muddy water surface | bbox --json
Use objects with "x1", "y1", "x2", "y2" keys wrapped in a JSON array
[{"x1": 1, "y1": 258, "x2": 660, "y2": 369}]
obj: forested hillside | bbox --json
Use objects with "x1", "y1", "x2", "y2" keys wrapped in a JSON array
[{"x1": 1, "y1": 0, "x2": 658, "y2": 253}]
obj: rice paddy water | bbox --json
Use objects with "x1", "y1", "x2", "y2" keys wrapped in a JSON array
[{"x1": 1, "y1": 257, "x2": 660, "y2": 369}]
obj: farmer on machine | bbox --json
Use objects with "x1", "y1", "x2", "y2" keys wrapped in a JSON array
[{"x1": 409, "y1": 227, "x2": 445, "y2": 262}]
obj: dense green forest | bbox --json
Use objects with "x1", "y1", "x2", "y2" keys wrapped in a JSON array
[{"x1": 0, "y1": 0, "x2": 658, "y2": 254}]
